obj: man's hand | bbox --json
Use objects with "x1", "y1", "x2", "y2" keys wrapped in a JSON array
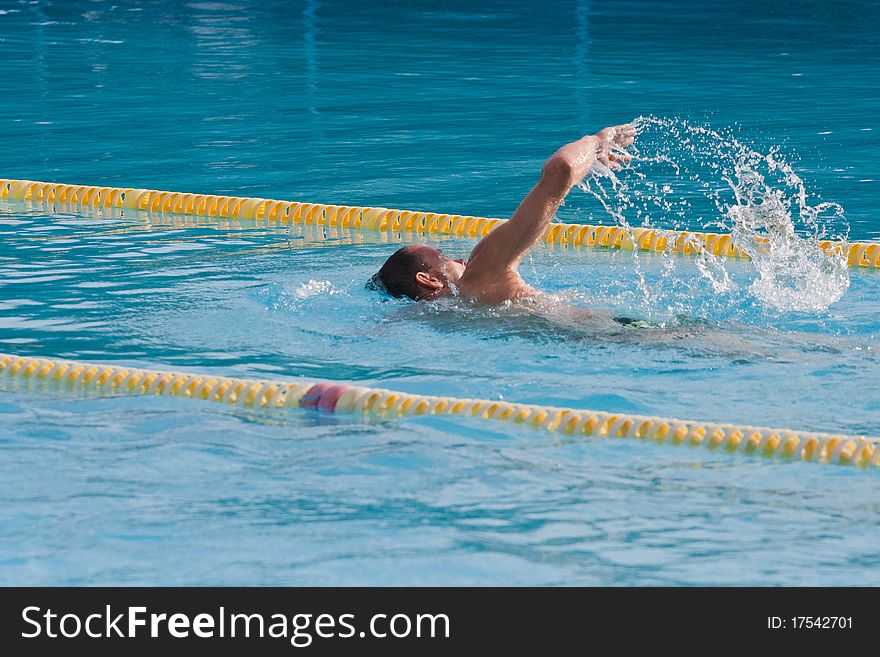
[
  {"x1": 594, "y1": 124, "x2": 635, "y2": 171},
  {"x1": 544, "y1": 123, "x2": 635, "y2": 189}
]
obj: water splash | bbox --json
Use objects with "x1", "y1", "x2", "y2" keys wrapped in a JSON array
[
  {"x1": 290, "y1": 279, "x2": 341, "y2": 300},
  {"x1": 576, "y1": 116, "x2": 850, "y2": 313},
  {"x1": 260, "y1": 279, "x2": 343, "y2": 312}
]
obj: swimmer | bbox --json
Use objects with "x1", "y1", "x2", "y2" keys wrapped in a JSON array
[{"x1": 369, "y1": 124, "x2": 636, "y2": 305}]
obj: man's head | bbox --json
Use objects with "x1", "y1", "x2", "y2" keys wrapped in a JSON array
[{"x1": 369, "y1": 244, "x2": 466, "y2": 301}]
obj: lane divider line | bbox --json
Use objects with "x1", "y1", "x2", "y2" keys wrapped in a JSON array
[
  {"x1": 2, "y1": 178, "x2": 878, "y2": 266},
  {"x1": 1, "y1": 352, "x2": 876, "y2": 468}
]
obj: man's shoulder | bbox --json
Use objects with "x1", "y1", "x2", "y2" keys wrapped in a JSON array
[{"x1": 458, "y1": 272, "x2": 536, "y2": 306}]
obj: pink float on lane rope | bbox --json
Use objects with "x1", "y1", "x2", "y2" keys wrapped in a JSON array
[{"x1": 301, "y1": 383, "x2": 352, "y2": 412}]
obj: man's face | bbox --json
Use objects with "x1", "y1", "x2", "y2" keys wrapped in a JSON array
[{"x1": 412, "y1": 244, "x2": 466, "y2": 285}]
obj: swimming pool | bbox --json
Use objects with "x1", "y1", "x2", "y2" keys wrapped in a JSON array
[{"x1": 2, "y1": 0, "x2": 879, "y2": 586}]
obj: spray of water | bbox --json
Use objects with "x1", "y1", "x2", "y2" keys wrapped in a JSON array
[{"x1": 575, "y1": 116, "x2": 850, "y2": 313}]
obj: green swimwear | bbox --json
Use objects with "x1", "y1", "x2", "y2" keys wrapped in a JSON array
[{"x1": 613, "y1": 316, "x2": 660, "y2": 329}]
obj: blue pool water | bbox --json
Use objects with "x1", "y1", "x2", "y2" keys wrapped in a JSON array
[{"x1": 1, "y1": 0, "x2": 879, "y2": 585}]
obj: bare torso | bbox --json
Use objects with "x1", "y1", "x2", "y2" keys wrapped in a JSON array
[{"x1": 456, "y1": 266, "x2": 539, "y2": 305}]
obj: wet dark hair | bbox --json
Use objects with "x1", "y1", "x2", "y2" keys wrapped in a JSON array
[{"x1": 367, "y1": 246, "x2": 431, "y2": 300}]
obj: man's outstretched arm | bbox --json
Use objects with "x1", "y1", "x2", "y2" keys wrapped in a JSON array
[{"x1": 465, "y1": 125, "x2": 635, "y2": 278}]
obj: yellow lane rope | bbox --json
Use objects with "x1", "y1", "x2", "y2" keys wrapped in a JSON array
[
  {"x1": 1, "y1": 352, "x2": 876, "y2": 468},
  {"x1": 3, "y1": 178, "x2": 878, "y2": 267}
]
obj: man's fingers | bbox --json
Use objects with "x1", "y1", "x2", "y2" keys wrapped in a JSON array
[{"x1": 597, "y1": 153, "x2": 622, "y2": 171}]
